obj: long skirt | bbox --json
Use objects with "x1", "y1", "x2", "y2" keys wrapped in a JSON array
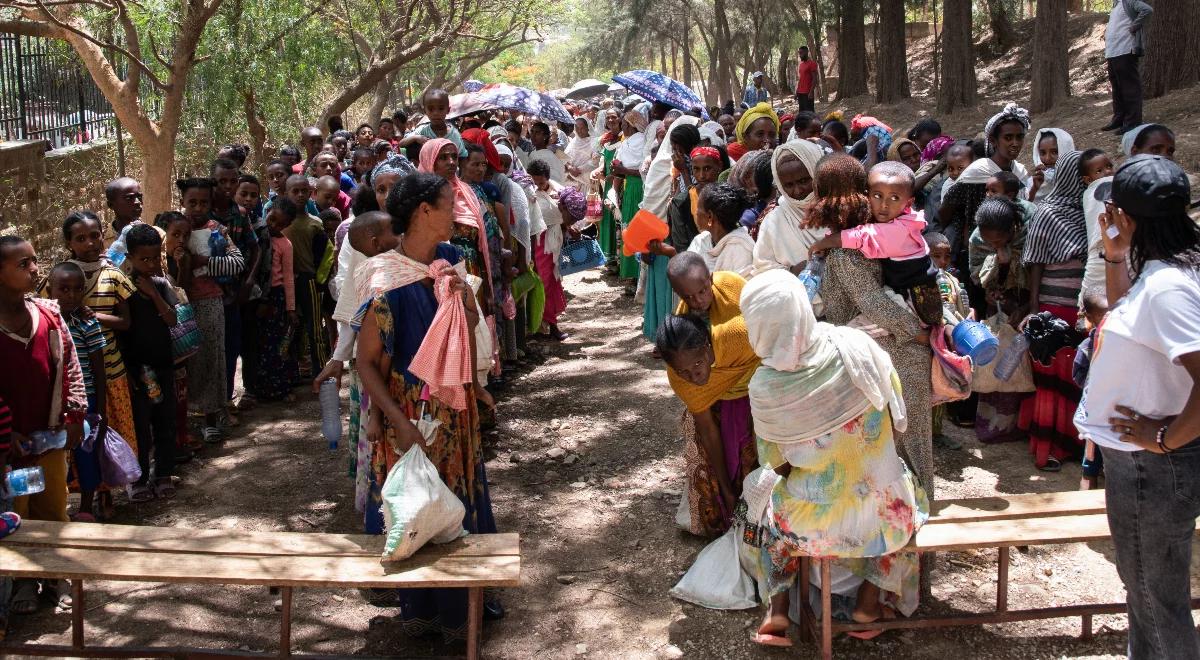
[
  {"x1": 1019, "y1": 303, "x2": 1083, "y2": 468},
  {"x1": 618, "y1": 177, "x2": 643, "y2": 279},
  {"x1": 976, "y1": 392, "x2": 1032, "y2": 444},
  {"x1": 187, "y1": 297, "x2": 227, "y2": 415},
  {"x1": 173, "y1": 366, "x2": 190, "y2": 449},
  {"x1": 511, "y1": 270, "x2": 545, "y2": 335},
  {"x1": 364, "y1": 380, "x2": 497, "y2": 641},
  {"x1": 533, "y1": 235, "x2": 566, "y2": 325},
  {"x1": 348, "y1": 368, "x2": 372, "y2": 513},
  {"x1": 251, "y1": 287, "x2": 297, "y2": 401},
  {"x1": 680, "y1": 397, "x2": 757, "y2": 537},
  {"x1": 642, "y1": 253, "x2": 672, "y2": 341}
]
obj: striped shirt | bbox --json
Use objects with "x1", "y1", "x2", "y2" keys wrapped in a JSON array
[
  {"x1": 65, "y1": 310, "x2": 107, "y2": 396},
  {"x1": 0, "y1": 395, "x2": 11, "y2": 452}
]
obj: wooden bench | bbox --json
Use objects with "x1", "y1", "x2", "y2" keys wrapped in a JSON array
[
  {"x1": 0, "y1": 521, "x2": 520, "y2": 659},
  {"x1": 795, "y1": 489, "x2": 1200, "y2": 659}
]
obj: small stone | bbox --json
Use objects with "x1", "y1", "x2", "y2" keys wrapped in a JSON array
[
  {"x1": 1042, "y1": 567, "x2": 1053, "y2": 577},
  {"x1": 660, "y1": 644, "x2": 684, "y2": 659},
  {"x1": 570, "y1": 481, "x2": 587, "y2": 489},
  {"x1": 509, "y1": 452, "x2": 523, "y2": 463},
  {"x1": 544, "y1": 471, "x2": 560, "y2": 481},
  {"x1": 664, "y1": 488, "x2": 682, "y2": 497},
  {"x1": 332, "y1": 595, "x2": 345, "y2": 602},
  {"x1": 547, "y1": 447, "x2": 567, "y2": 459},
  {"x1": 563, "y1": 454, "x2": 579, "y2": 465},
  {"x1": 604, "y1": 478, "x2": 624, "y2": 489},
  {"x1": 557, "y1": 574, "x2": 578, "y2": 585},
  {"x1": 575, "y1": 643, "x2": 588, "y2": 654},
  {"x1": 630, "y1": 539, "x2": 642, "y2": 548},
  {"x1": 239, "y1": 646, "x2": 251, "y2": 651}
]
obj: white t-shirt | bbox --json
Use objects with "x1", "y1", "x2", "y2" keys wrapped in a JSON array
[
  {"x1": 1074, "y1": 260, "x2": 1200, "y2": 451},
  {"x1": 1079, "y1": 177, "x2": 1113, "y2": 306}
]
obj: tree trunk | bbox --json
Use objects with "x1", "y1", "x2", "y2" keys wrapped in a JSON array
[
  {"x1": 1029, "y1": 0, "x2": 1070, "y2": 112},
  {"x1": 937, "y1": 0, "x2": 977, "y2": 113},
  {"x1": 876, "y1": 0, "x2": 910, "y2": 102},
  {"x1": 986, "y1": 0, "x2": 1016, "y2": 53},
  {"x1": 837, "y1": 0, "x2": 869, "y2": 98},
  {"x1": 681, "y1": 11, "x2": 693, "y2": 87},
  {"x1": 807, "y1": 0, "x2": 828, "y2": 101},
  {"x1": 319, "y1": 37, "x2": 446, "y2": 127},
  {"x1": 778, "y1": 51, "x2": 791, "y2": 97},
  {"x1": 242, "y1": 88, "x2": 269, "y2": 175},
  {"x1": 366, "y1": 72, "x2": 395, "y2": 125},
  {"x1": 1143, "y1": 0, "x2": 1199, "y2": 98}
]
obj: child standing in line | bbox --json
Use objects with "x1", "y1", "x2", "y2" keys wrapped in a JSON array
[
  {"x1": 47, "y1": 262, "x2": 106, "y2": 521},
  {"x1": 253, "y1": 198, "x2": 300, "y2": 402},
  {"x1": 415, "y1": 88, "x2": 467, "y2": 156},
  {"x1": 44, "y1": 210, "x2": 137, "y2": 520},
  {"x1": 1074, "y1": 288, "x2": 1109, "y2": 490},
  {"x1": 158, "y1": 212, "x2": 201, "y2": 458},
  {"x1": 0, "y1": 235, "x2": 87, "y2": 614},
  {"x1": 282, "y1": 174, "x2": 330, "y2": 380},
  {"x1": 317, "y1": 208, "x2": 342, "y2": 352},
  {"x1": 173, "y1": 178, "x2": 244, "y2": 444},
  {"x1": 235, "y1": 175, "x2": 270, "y2": 408},
  {"x1": 121, "y1": 224, "x2": 180, "y2": 501},
  {"x1": 926, "y1": 231, "x2": 969, "y2": 450}
]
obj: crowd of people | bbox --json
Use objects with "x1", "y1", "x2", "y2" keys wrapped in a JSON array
[{"x1": 0, "y1": 75, "x2": 1196, "y2": 657}]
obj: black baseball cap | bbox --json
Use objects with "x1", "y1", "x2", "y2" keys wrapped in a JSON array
[{"x1": 1112, "y1": 154, "x2": 1191, "y2": 219}]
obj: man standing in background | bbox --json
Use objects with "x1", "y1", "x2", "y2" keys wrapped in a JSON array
[
  {"x1": 1101, "y1": 0, "x2": 1152, "y2": 135},
  {"x1": 795, "y1": 46, "x2": 820, "y2": 112}
]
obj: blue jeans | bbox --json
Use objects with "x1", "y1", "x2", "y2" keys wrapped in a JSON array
[{"x1": 1102, "y1": 443, "x2": 1200, "y2": 659}]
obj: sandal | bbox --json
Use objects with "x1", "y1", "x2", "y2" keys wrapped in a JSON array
[
  {"x1": 154, "y1": 477, "x2": 179, "y2": 499},
  {"x1": 0, "y1": 511, "x2": 20, "y2": 538},
  {"x1": 70, "y1": 512, "x2": 96, "y2": 523},
  {"x1": 10, "y1": 580, "x2": 39, "y2": 615},
  {"x1": 752, "y1": 632, "x2": 793, "y2": 647},
  {"x1": 49, "y1": 579, "x2": 72, "y2": 610},
  {"x1": 129, "y1": 483, "x2": 155, "y2": 503},
  {"x1": 235, "y1": 395, "x2": 257, "y2": 411},
  {"x1": 1039, "y1": 457, "x2": 1063, "y2": 472},
  {"x1": 203, "y1": 427, "x2": 223, "y2": 444}
]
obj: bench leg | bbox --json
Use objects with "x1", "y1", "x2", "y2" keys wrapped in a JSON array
[
  {"x1": 798, "y1": 556, "x2": 813, "y2": 643},
  {"x1": 997, "y1": 547, "x2": 1009, "y2": 613},
  {"x1": 279, "y1": 587, "x2": 293, "y2": 658},
  {"x1": 1082, "y1": 613, "x2": 1093, "y2": 641},
  {"x1": 820, "y1": 559, "x2": 832, "y2": 660},
  {"x1": 71, "y1": 579, "x2": 84, "y2": 649},
  {"x1": 467, "y1": 587, "x2": 483, "y2": 660}
]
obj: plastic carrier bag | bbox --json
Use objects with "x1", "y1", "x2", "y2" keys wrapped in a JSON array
[
  {"x1": 97, "y1": 426, "x2": 141, "y2": 487},
  {"x1": 380, "y1": 447, "x2": 467, "y2": 562}
]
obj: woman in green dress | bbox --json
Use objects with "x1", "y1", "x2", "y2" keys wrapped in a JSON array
[
  {"x1": 596, "y1": 110, "x2": 623, "y2": 264},
  {"x1": 614, "y1": 110, "x2": 647, "y2": 280}
]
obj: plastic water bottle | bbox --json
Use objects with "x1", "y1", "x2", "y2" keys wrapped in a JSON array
[
  {"x1": 5, "y1": 467, "x2": 46, "y2": 497},
  {"x1": 141, "y1": 365, "x2": 163, "y2": 404},
  {"x1": 797, "y1": 255, "x2": 825, "y2": 300},
  {"x1": 319, "y1": 378, "x2": 341, "y2": 450},
  {"x1": 994, "y1": 333, "x2": 1031, "y2": 381},
  {"x1": 106, "y1": 225, "x2": 130, "y2": 267}
]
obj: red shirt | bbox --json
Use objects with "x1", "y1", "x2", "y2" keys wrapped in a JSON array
[
  {"x1": 0, "y1": 306, "x2": 54, "y2": 435},
  {"x1": 796, "y1": 60, "x2": 819, "y2": 94}
]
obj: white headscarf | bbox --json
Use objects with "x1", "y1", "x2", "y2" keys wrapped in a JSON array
[
  {"x1": 751, "y1": 139, "x2": 827, "y2": 276},
  {"x1": 641, "y1": 115, "x2": 701, "y2": 220},
  {"x1": 741, "y1": 270, "x2": 907, "y2": 444},
  {"x1": 1029, "y1": 128, "x2": 1076, "y2": 201},
  {"x1": 1120, "y1": 124, "x2": 1153, "y2": 157},
  {"x1": 700, "y1": 120, "x2": 726, "y2": 147}
]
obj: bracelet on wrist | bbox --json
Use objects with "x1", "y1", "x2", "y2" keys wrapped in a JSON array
[
  {"x1": 1102, "y1": 252, "x2": 1127, "y2": 265},
  {"x1": 1156, "y1": 425, "x2": 1174, "y2": 453}
]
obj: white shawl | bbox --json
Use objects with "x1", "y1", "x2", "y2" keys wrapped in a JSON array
[
  {"x1": 752, "y1": 139, "x2": 827, "y2": 276},
  {"x1": 742, "y1": 270, "x2": 907, "y2": 444},
  {"x1": 534, "y1": 182, "x2": 565, "y2": 279},
  {"x1": 710, "y1": 226, "x2": 756, "y2": 278},
  {"x1": 641, "y1": 115, "x2": 702, "y2": 221},
  {"x1": 956, "y1": 156, "x2": 1030, "y2": 188},
  {"x1": 1029, "y1": 128, "x2": 1076, "y2": 202}
]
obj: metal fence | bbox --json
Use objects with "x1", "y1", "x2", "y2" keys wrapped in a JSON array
[{"x1": 0, "y1": 32, "x2": 119, "y2": 148}]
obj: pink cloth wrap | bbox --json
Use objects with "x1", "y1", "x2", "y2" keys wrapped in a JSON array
[{"x1": 408, "y1": 258, "x2": 474, "y2": 411}]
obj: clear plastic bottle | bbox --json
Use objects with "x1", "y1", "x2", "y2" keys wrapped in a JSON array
[
  {"x1": 141, "y1": 365, "x2": 163, "y2": 404},
  {"x1": 5, "y1": 467, "x2": 46, "y2": 497},
  {"x1": 993, "y1": 333, "x2": 1030, "y2": 381},
  {"x1": 319, "y1": 378, "x2": 341, "y2": 450},
  {"x1": 797, "y1": 255, "x2": 825, "y2": 301}
]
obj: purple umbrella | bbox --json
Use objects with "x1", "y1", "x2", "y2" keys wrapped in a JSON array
[
  {"x1": 448, "y1": 83, "x2": 574, "y2": 124},
  {"x1": 612, "y1": 70, "x2": 704, "y2": 113}
]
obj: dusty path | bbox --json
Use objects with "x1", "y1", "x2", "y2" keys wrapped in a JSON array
[{"x1": 7, "y1": 269, "x2": 1190, "y2": 659}]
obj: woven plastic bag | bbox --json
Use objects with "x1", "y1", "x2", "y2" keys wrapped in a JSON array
[{"x1": 380, "y1": 447, "x2": 466, "y2": 562}]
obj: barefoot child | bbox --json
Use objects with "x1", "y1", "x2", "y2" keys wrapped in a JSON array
[
  {"x1": 47, "y1": 262, "x2": 106, "y2": 520},
  {"x1": 809, "y1": 161, "x2": 943, "y2": 325},
  {"x1": 121, "y1": 224, "x2": 180, "y2": 501}
]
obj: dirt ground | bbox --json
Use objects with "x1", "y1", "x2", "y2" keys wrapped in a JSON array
[{"x1": 7, "y1": 265, "x2": 1200, "y2": 660}]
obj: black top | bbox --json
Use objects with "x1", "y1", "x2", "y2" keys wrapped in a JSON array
[
  {"x1": 667, "y1": 187, "x2": 699, "y2": 254},
  {"x1": 120, "y1": 275, "x2": 179, "y2": 369}
]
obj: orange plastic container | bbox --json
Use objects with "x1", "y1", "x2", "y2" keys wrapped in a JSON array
[{"x1": 622, "y1": 209, "x2": 670, "y2": 256}]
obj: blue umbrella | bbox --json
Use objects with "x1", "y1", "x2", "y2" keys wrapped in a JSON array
[
  {"x1": 612, "y1": 70, "x2": 704, "y2": 112},
  {"x1": 448, "y1": 83, "x2": 574, "y2": 125},
  {"x1": 464, "y1": 79, "x2": 485, "y2": 93}
]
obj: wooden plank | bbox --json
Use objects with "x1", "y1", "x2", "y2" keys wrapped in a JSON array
[
  {"x1": 928, "y1": 490, "x2": 1106, "y2": 525},
  {"x1": 914, "y1": 513, "x2": 1200, "y2": 551},
  {"x1": 0, "y1": 546, "x2": 521, "y2": 589},
  {"x1": 6, "y1": 522, "x2": 518, "y2": 559}
]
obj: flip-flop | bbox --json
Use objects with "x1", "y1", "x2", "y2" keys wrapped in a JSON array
[
  {"x1": 69, "y1": 512, "x2": 96, "y2": 523},
  {"x1": 752, "y1": 632, "x2": 793, "y2": 647},
  {"x1": 10, "y1": 580, "x2": 39, "y2": 615},
  {"x1": 847, "y1": 629, "x2": 884, "y2": 640},
  {"x1": 129, "y1": 483, "x2": 155, "y2": 503},
  {"x1": 203, "y1": 427, "x2": 223, "y2": 444},
  {"x1": 154, "y1": 478, "x2": 178, "y2": 499}
]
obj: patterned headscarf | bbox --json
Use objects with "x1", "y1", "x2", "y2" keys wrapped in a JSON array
[
  {"x1": 370, "y1": 154, "x2": 416, "y2": 183},
  {"x1": 886, "y1": 137, "x2": 920, "y2": 165},
  {"x1": 558, "y1": 186, "x2": 587, "y2": 222},
  {"x1": 1023, "y1": 150, "x2": 1089, "y2": 266},
  {"x1": 921, "y1": 135, "x2": 955, "y2": 163},
  {"x1": 983, "y1": 102, "x2": 1031, "y2": 152},
  {"x1": 624, "y1": 109, "x2": 648, "y2": 132}
]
